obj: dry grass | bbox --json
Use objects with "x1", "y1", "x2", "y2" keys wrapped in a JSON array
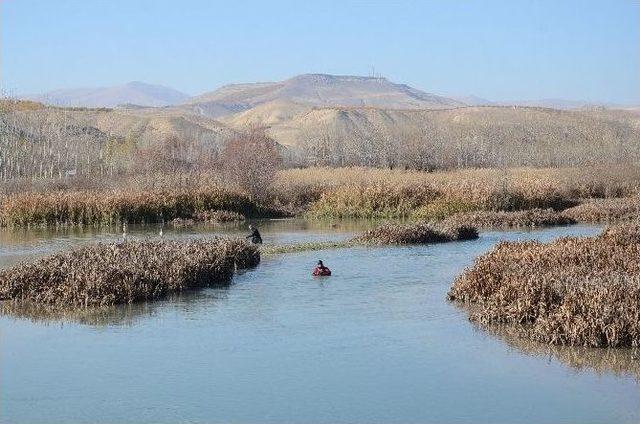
[
  {"x1": 442, "y1": 208, "x2": 575, "y2": 229},
  {"x1": 0, "y1": 186, "x2": 278, "y2": 228},
  {"x1": 279, "y1": 166, "x2": 640, "y2": 219},
  {"x1": 0, "y1": 238, "x2": 259, "y2": 307},
  {"x1": 353, "y1": 221, "x2": 478, "y2": 245},
  {"x1": 3, "y1": 165, "x2": 639, "y2": 226},
  {"x1": 448, "y1": 224, "x2": 640, "y2": 347},
  {"x1": 561, "y1": 197, "x2": 639, "y2": 223},
  {"x1": 305, "y1": 184, "x2": 440, "y2": 219},
  {"x1": 170, "y1": 209, "x2": 245, "y2": 227}
]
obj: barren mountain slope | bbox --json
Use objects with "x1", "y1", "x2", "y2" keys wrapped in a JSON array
[
  {"x1": 23, "y1": 82, "x2": 191, "y2": 108},
  {"x1": 181, "y1": 74, "x2": 464, "y2": 118}
]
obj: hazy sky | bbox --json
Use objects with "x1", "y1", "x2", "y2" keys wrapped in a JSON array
[{"x1": 2, "y1": 0, "x2": 638, "y2": 104}]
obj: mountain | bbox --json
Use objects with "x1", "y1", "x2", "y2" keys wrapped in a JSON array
[
  {"x1": 182, "y1": 74, "x2": 464, "y2": 118},
  {"x1": 448, "y1": 96, "x2": 625, "y2": 110},
  {"x1": 508, "y1": 98, "x2": 607, "y2": 110},
  {"x1": 229, "y1": 103, "x2": 640, "y2": 149},
  {"x1": 23, "y1": 82, "x2": 191, "y2": 108},
  {"x1": 255, "y1": 105, "x2": 640, "y2": 167}
]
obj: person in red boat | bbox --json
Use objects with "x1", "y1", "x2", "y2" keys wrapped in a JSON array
[{"x1": 312, "y1": 260, "x2": 332, "y2": 276}]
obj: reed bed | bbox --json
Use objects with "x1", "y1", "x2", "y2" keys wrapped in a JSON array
[
  {"x1": 278, "y1": 166, "x2": 640, "y2": 214},
  {"x1": 292, "y1": 166, "x2": 640, "y2": 220},
  {"x1": 0, "y1": 187, "x2": 277, "y2": 228},
  {"x1": 4, "y1": 165, "x2": 639, "y2": 226},
  {"x1": 410, "y1": 199, "x2": 480, "y2": 221},
  {"x1": 561, "y1": 197, "x2": 639, "y2": 223},
  {"x1": 171, "y1": 210, "x2": 246, "y2": 227},
  {"x1": 0, "y1": 238, "x2": 260, "y2": 307},
  {"x1": 305, "y1": 184, "x2": 440, "y2": 219},
  {"x1": 262, "y1": 222, "x2": 479, "y2": 255},
  {"x1": 303, "y1": 183, "x2": 572, "y2": 220},
  {"x1": 448, "y1": 224, "x2": 640, "y2": 347},
  {"x1": 353, "y1": 221, "x2": 478, "y2": 245},
  {"x1": 442, "y1": 208, "x2": 575, "y2": 229}
]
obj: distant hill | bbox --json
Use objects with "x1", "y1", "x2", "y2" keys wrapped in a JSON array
[
  {"x1": 449, "y1": 95, "x2": 496, "y2": 106},
  {"x1": 3, "y1": 101, "x2": 639, "y2": 179},
  {"x1": 447, "y1": 95, "x2": 631, "y2": 110},
  {"x1": 23, "y1": 82, "x2": 191, "y2": 108},
  {"x1": 182, "y1": 74, "x2": 464, "y2": 118},
  {"x1": 229, "y1": 105, "x2": 640, "y2": 168},
  {"x1": 257, "y1": 105, "x2": 640, "y2": 146},
  {"x1": 0, "y1": 104, "x2": 235, "y2": 179},
  {"x1": 508, "y1": 98, "x2": 607, "y2": 110}
]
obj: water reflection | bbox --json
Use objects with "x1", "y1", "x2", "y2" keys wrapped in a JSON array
[
  {"x1": 2, "y1": 224, "x2": 638, "y2": 424},
  {"x1": 0, "y1": 218, "x2": 379, "y2": 266},
  {"x1": 479, "y1": 320, "x2": 640, "y2": 382},
  {"x1": 0, "y1": 288, "x2": 232, "y2": 327}
]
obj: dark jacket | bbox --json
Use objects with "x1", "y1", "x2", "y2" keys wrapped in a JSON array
[{"x1": 247, "y1": 228, "x2": 263, "y2": 244}]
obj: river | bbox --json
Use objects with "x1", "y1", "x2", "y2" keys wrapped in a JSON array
[{"x1": 1, "y1": 221, "x2": 638, "y2": 424}]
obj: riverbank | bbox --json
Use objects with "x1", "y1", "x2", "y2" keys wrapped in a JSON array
[
  {"x1": 2, "y1": 166, "x2": 638, "y2": 228},
  {"x1": 448, "y1": 223, "x2": 640, "y2": 347},
  {"x1": 0, "y1": 238, "x2": 259, "y2": 307},
  {"x1": 0, "y1": 221, "x2": 477, "y2": 308}
]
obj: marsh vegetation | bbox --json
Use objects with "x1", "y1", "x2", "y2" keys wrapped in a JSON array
[
  {"x1": 448, "y1": 223, "x2": 640, "y2": 347},
  {"x1": 0, "y1": 238, "x2": 259, "y2": 307},
  {"x1": 2, "y1": 166, "x2": 638, "y2": 228}
]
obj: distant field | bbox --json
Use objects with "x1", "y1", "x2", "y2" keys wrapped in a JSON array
[
  {"x1": 2, "y1": 98, "x2": 639, "y2": 181},
  {"x1": 1, "y1": 165, "x2": 638, "y2": 227}
]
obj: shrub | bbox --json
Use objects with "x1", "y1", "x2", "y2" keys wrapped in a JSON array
[
  {"x1": 448, "y1": 224, "x2": 640, "y2": 347},
  {"x1": 0, "y1": 238, "x2": 259, "y2": 307},
  {"x1": 561, "y1": 197, "x2": 639, "y2": 223},
  {"x1": 442, "y1": 208, "x2": 576, "y2": 229},
  {"x1": 353, "y1": 221, "x2": 478, "y2": 245},
  {"x1": 219, "y1": 127, "x2": 282, "y2": 201}
]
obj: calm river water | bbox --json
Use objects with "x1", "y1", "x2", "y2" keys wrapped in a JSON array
[{"x1": 1, "y1": 221, "x2": 638, "y2": 424}]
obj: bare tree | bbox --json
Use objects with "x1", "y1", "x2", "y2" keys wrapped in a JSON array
[{"x1": 219, "y1": 127, "x2": 282, "y2": 200}]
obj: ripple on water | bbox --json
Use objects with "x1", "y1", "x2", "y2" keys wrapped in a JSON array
[{"x1": 1, "y1": 222, "x2": 638, "y2": 424}]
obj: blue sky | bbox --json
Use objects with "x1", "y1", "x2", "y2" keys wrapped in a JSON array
[{"x1": 1, "y1": 0, "x2": 638, "y2": 104}]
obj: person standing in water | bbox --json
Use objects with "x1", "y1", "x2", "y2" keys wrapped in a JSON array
[
  {"x1": 246, "y1": 224, "x2": 263, "y2": 244},
  {"x1": 313, "y1": 260, "x2": 331, "y2": 276}
]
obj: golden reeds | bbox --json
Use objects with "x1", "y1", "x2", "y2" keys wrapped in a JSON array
[
  {"x1": 0, "y1": 238, "x2": 260, "y2": 307},
  {"x1": 448, "y1": 223, "x2": 640, "y2": 347},
  {"x1": 0, "y1": 187, "x2": 279, "y2": 228},
  {"x1": 353, "y1": 221, "x2": 478, "y2": 245},
  {"x1": 3, "y1": 165, "x2": 639, "y2": 226},
  {"x1": 442, "y1": 208, "x2": 575, "y2": 229},
  {"x1": 170, "y1": 210, "x2": 246, "y2": 227},
  {"x1": 561, "y1": 197, "x2": 639, "y2": 223},
  {"x1": 291, "y1": 166, "x2": 638, "y2": 219}
]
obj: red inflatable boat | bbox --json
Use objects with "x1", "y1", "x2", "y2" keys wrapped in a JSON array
[{"x1": 312, "y1": 267, "x2": 332, "y2": 276}]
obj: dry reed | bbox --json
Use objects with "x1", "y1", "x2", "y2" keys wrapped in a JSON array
[
  {"x1": 0, "y1": 238, "x2": 260, "y2": 307},
  {"x1": 291, "y1": 166, "x2": 640, "y2": 219},
  {"x1": 561, "y1": 197, "x2": 639, "y2": 223},
  {"x1": 170, "y1": 210, "x2": 246, "y2": 227},
  {"x1": 353, "y1": 221, "x2": 478, "y2": 245},
  {"x1": 0, "y1": 187, "x2": 277, "y2": 228},
  {"x1": 442, "y1": 208, "x2": 575, "y2": 229},
  {"x1": 448, "y1": 224, "x2": 640, "y2": 347}
]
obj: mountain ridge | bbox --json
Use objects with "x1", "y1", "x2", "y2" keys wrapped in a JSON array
[
  {"x1": 180, "y1": 73, "x2": 465, "y2": 118},
  {"x1": 23, "y1": 81, "x2": 191, "y2": 108}
]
